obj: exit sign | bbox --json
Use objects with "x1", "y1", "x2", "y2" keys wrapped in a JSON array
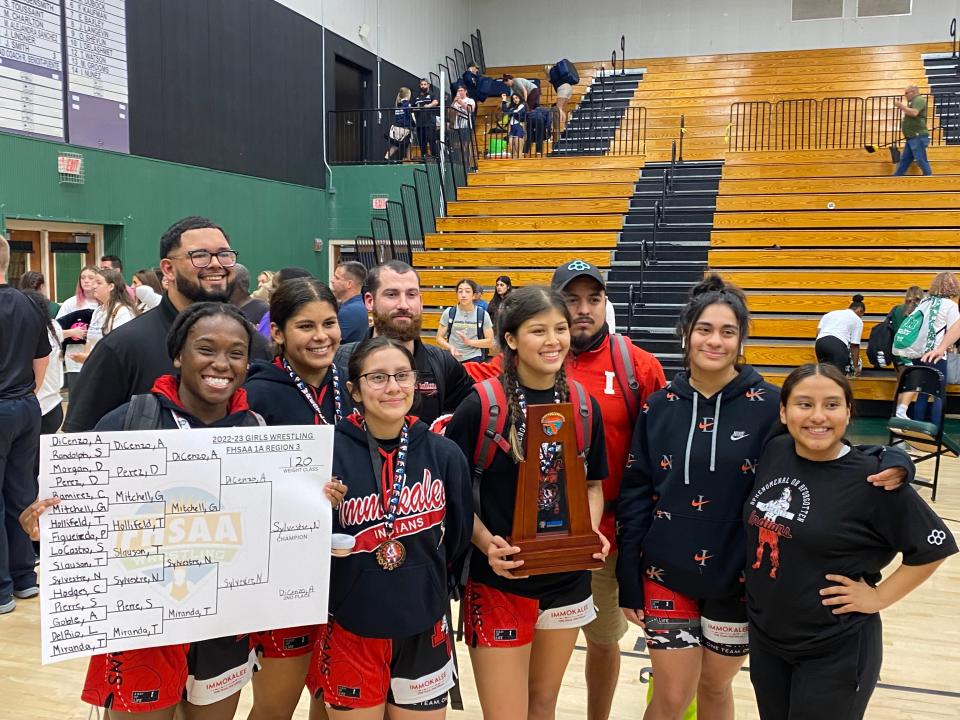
[
  {"x1": 371, "y1": 195, "x2": 388, "y2": 210},
  {"x1": 58, "y1": 154, "x2": 83, "y2": 175}
]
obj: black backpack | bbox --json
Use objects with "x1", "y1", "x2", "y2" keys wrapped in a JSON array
[
  {"x1": 866, "y1": 310, "x2": 896, "y2": 368},
  {"x1": 443, "y1": 307, "x2": 487, "y2": 360}
]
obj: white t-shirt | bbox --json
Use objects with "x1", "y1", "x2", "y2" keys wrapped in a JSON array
[
  {"x1": 817, "y1": 308, "x2": 864, "y2": 345},
  {"x1": 38, "y1": 324, "x2": 64, "y2": 416},
  {"x1": 924, "y1": 296, "x2": 960, "y2": 344},
  {"x1": 87, "y1": 305, "x2": 135, "y2": 346},
  {"x1": 56, "y1": 295, "x2": 98, "y2": 374},
  {"x1": 440, "y1": 305, "x2": 492, "y2": 362},
  {"x1": 605, "y1": 298, "x2": 617, "y2": 331},
  {"x1": 453, "y1": 97, "x2": 475, "y2": 129}
]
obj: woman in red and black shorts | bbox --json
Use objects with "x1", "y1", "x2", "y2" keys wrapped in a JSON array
[
  {"x1": 244, "y1": 278, "x2": 353, "y2": 720},
  {"x1": 305, "y1": 337, "x2": 472, "y2": 719},
  {"x1": 445, "y1": 286, "x2": 609, "y2": 720}
]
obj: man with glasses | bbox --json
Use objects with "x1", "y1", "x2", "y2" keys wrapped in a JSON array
[{"x1": 63, "y1": 216, "x2": 271, "y2": 432}]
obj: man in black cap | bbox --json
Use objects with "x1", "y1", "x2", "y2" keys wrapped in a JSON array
[{"x1": 552, "y1": 259, "x2": 666, "y2": 720}]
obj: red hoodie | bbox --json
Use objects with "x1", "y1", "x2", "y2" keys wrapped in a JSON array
[{"x1": 462, "y1": 335, "x2": 665, "y2": 551}]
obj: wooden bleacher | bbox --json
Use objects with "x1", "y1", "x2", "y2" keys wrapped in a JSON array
[
  {"x1": 709, "y1": 146, "x2": 960, "y2": 401},
  {"x1": 416, "y1": 43, "x2": 960, "y2": 401},
  {"x1": 486, "y1": 42, "x2": 951, "y2": 162}
]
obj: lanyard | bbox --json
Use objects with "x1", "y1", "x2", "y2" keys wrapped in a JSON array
[
  {"x1": 363, "y1": 420, "x2": 410, "y2": 539},
  {"x1": 282, "y1": 358, "x2": 342, "y2": 425},
  {"x1": 169, "y1": 410, "x2": 192, "y2": 430}
]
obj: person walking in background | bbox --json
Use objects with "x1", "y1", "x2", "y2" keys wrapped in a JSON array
[
  {"x1": 386, "y1": 87, "x2": 413, "y2": 162},
  {"x1": 815, "y1": 295, "x2": 865, "y2": 376},
  {"x1": 66, "y1": 268, "x2": 139, "y2": 367},
  {"x1": 56, "y1": 265, "x2": 99, "y2": 391},
  {"x1": 486, "y1": 275, "x2": 513, "y2": 325},
  {"x1": 501, "y1": 74, "x2": 541, "y2": 110},
  {"x1": 451, "y1": 85, "x2": 476, "y2": 169},
  {"x1": 331, "y1": 260, "x2": 369, "y2": 343},
  {"x1": 413, "y1": 78, "x2": 440, "y2": 159},
  {"x1": 18, "y1": 271, "x2": 59, "y2": 317},
  {"x1": 0, "y1": 234, "x2": 50, "y2": 615},
  {"x1": 461, "y1": 61, "x2": 480, "y2": 103},
  {"x1": 230, "y1": 263, "x2": 269, "y2": 326},
  {"x1": 20, "y1": 290, "x2": 64, "y2": 438},
  {"x1": 436, "y1": 279, "x2": 493, "y2": 364},
  {"x1": 893, "y1": 85, "x2": 932, "y2": 176}
]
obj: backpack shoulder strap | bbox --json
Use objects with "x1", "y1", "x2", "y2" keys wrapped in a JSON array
[
  {"x1": 609, "y1": 333, "x2": 640, "y2": 425},
  {"x1": 567, "y1": 379, "x2": 593, "y2": 459},
  {"x1": 473, "y1": 378, "x2": 511, "y2": 476},
  {"x1": 122, "y1": 394, "x2": 162, "y2": 431}
]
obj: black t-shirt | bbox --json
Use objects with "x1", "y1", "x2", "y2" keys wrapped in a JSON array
[
  {"x1": 411, "y1": 340, "x2": 474, "y2": 425},
  {"x1": 0, "y1": 285, "x2": 51, "y2": 400},
  {"x1": 445, "y1": 385, "x2": 608, "y2": 597},
  {"x1": 745, "y1": 434, "x2": 958, "y2": 652},
  {"x1": 413, "y1": 90, "x2": 438, "y2": 121}
]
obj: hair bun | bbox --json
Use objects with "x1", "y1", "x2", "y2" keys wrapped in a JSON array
[
  {"x1": 852, "y1": 294, "x2": 865, "y2": 303},
  {"x1": 689, "y1": 273, "x2": 726, "y2": 298}
]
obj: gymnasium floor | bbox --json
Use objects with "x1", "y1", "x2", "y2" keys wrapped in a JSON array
[{"x1": 4, "y1": 440, "x2": 959, "y2": 719}]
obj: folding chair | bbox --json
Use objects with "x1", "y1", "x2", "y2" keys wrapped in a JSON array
[{"x1": 887, "y1": 365, "x2": 960, "y2": 501}]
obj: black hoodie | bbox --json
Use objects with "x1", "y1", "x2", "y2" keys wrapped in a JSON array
[
  {"x1": 243, "y1": 358, "x2": 353, "y2": 426},
  {"x1": 328, "y1": 414, "x2": 473, "y2": 638},
  {"x1": 617, "y1": 365, "x2": 916, "y2": 608}
]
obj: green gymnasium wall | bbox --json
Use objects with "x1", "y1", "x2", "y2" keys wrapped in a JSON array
[
  {"x1": 0, "y1": 133, "x2": 328, "y2": 283},
  {"x1": 326, "y1": 164, "x2": 420, "y2": 240}
]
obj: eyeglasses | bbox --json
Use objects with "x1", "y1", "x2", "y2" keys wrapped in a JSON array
[
  {"x1": 167, "y1": 250, "x2": 239, "y2": 268},
  {"x1": 358, "y1": 370, "x2": 418, "y2": 389}
]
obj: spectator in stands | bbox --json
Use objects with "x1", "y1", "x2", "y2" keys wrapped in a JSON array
[
  {"x1": 452, "y1": 85, "x2": 477, "y2": 169},
  {"x1": 893, "y1": 85, "x2": 932, "y2": 176},
  {"x1": 436, "y1": 278, "x2": 493, "y2": 364},
  {"x1": 815, "y1": 294, "x2": 865, "y2": 376},
  {"x1": 900, "y1": 272, "x2": 960, "y2": 423},
  {"x1": 254, "y1": 270, "x2": 275, "y2": 301},
  {"x1": 501, "y1": 73, "x2": 540, "y2": 110},
  {"x1": 334, "y1": 260, "x2": 475, "y2": 425},
  {"x1": 525, "y1": 103, "x2": 554, "y2": 156},
  {"x1": 331, "y1": 260, "x2": 369, "y2": 343},
  {"x1": 256, "y1": 267, "x2": 314, "y2": 338},
  {"x1": 461, "y1": 61, "x2": 480, "y2": 102},
  {"x1": 890, "y1": 285, "x2": 925, "y2": 341},
  {"x1": 18, "y1": 271, "x2": 58, "y2": 317},
  {"x1": 67, "y1": 268, "x2": 139, "y2": 366},
  {"x1": 413, "y1": 78, "x2": 440, "y2": 159},
  {"x1": 486, "y1": 275, "x2": 512, "y2": 325},
  {"x1": 385, "y1": 87, "x2": 413, "y2": 162},
  {"x1": 230, "y1": 263, "x2": 269, "y2": 326},
  {"x1": 56, "y1": 265, "x2": 99, "y2": 391},
  {"x1": 501, "y1": 92, "x2": 527, "y2": 158},
  {"x1": 62, "y1": 216, "x2": 272, "y2": 433},
  {"x1": 131, "y1": 267, "x2": 164, "y2": 312},
  {"x1": 20, "y1": 289, "x2": 64, "y2": 445},
  {"x1": 555, "y1": 79, "x2": 574, "y2": 127},
  {"x1": 0, "y1": 234, "x2": 50, "y2": 615}
]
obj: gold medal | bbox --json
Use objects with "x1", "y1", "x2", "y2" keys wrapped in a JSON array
[{"x1": 375, "y1": 539, "x2": 406, "y2": 570}]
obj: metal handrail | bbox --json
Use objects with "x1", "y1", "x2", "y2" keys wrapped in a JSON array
[
  {"x1": 627, "y1": 282, "x2": 637, "y2": 334},
  {"x1": 678, "y1": 114, "x2": 685, "y2": 163},
  {"x1": 651, "y1": 200, "x2": 662, "y2": 264},
  {"x1": 952, "y1": 18, "x2": 958, "y2": 60},
  {"x1": 620, "y1": 35, "x2": 626, "y2": 76}
]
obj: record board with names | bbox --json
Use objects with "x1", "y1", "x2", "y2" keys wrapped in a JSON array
[
  {"x1": 65, "y1": 0, "x2": 128, "y2": 151},
  {"x1": 0, "y1": 0, "x2": 65, "y2": 140}
]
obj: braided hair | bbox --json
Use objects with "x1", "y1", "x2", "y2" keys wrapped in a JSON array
[
  {"x1": 166, "y1": 302, "x2": 254, "y2": 361},
  {"x1": 495, "y1": 286, "x2": 573, "y2": 462}
]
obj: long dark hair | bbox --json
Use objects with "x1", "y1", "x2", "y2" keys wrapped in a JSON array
[
  {"x1": 20, "y1": 289, "x2": 57, "y2": 339},
  {"x1": 98, "y1": 268, "x2": 139, "y2": 334},
  {"x1": 487, "y1": 275, "x2": 513, "y2": 322},
  {"x1": 18, "y1": 270, "x2": 44, "y2": 292},
  {"x1": 676, "y1": 274, "x2": 750, "y2": 370},
  {"x1": 134, "y1": 268, "x2": 164, "y2": 295},
  {"x1": 496, "y1": 286, "x2": 573, "y2": 462},
  {"x1": 269, "y1": 278, "x2": 339, "y2": 357}
]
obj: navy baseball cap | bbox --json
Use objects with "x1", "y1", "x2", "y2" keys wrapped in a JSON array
[{"x1": 551, "y1": 259, "x2": 606, "y2": 291}]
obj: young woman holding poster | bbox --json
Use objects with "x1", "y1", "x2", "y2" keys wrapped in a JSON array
[
  {"x1": 22, "y1": 302, "x2": 345, "y2": 719},
  {"x1": 305, "y1": 336, "x2": 472, "y2": 720}
]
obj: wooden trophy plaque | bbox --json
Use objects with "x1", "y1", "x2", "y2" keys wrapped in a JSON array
[{"x1": 507, "y1": 402, "x2": 603, "y2": 577}]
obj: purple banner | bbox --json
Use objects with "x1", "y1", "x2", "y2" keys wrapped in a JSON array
[{"x1": 66, "y1": 90, "x2": 127, "y2": 152}]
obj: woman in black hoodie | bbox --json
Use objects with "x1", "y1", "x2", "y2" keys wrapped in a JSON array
[
  {"x1": 305, "y1": 336, "x2": 472, "y2": 719},
  {"x1": 616, "y1": 276, "x2": 913, "y2": 720},
  {"x1": 243, "y1": 277, "x2": 352, "y2": 720}
]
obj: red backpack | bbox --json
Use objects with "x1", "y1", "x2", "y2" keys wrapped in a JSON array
[{"x1": 471, "y1": 377, "x2": 593, "y2": 480}]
